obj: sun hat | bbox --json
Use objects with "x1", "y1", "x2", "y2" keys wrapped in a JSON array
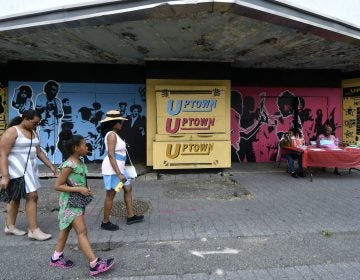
[{"x1": 100, "y1": 110, "x2": 128, "y2": 123}]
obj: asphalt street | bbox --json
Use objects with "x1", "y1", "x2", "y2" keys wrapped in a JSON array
[{"x1": 1, "y1": 163, "x2": 360, "y2": 279}]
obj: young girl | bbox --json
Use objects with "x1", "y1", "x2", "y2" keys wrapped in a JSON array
[{"x1": 50, "y1": 129, "x2": 115, "y2": 276}]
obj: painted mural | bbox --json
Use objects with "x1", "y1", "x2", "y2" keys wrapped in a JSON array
[
  {"x1": 8, "y1": 81, "x2": 146, "y2": 164},
  {"x1": 231, "y1": 87, "x2": 341, "y2": 162},
  {"x1": 343, "y1": 86, "x2": 360, "y2": 145},
  {"x1": 0, "y1": 82, "x2": 7, "y2": 134}
]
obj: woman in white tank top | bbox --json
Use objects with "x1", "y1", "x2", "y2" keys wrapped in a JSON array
[
  {"x1": 99, "y1": 110, "x2": 144, "y2": 231},
  {"x1": 0, "y1": 110, "x2": 57, "y2": 240}
]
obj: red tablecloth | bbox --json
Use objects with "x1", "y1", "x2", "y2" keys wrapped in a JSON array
[{"x1": 302, "y1": 147, "x2": 360, "y2": 168}]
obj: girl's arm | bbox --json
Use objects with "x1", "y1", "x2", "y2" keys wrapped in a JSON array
[
  {"x1": 107, "y1": 133, "x2": 126, "y2": 183},
  {"x1": 35, "y1": 145, "x2": 57, "y2": 176},
  {"x1": 54, "y1": 167, "x2": 91, "y2": 195},
  {"x1": 0, "y1": 127, "x2": 17, "y2": 187}
]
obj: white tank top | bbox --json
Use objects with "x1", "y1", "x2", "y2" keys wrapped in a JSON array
[
  {"x1": 101, "y1": 131, "x2": 127, "y2": 175},
  {"x1": 8, "y1": 126, "x2": 41, "y2": 193}
]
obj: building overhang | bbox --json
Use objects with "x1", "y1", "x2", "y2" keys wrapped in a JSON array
[{"x1": 0, "y1": 0, "x2": 359, "y2": 71}]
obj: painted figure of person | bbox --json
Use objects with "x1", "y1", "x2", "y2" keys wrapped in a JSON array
[
  {"x1": 90, "y1": 102, "x2": 104, "y2": 128},
  {"x1": 271, "y1": 90, "x2": 302, "y2": 140},
  {"x1": 0, "y1": 84, "x2": 5, "y2": 115},
  {"x1": 264, "y1": 90, "x2": 302, "y2": 161},
  {"x1": 238, "y1": 96, "x2": 259, "y2": 162},
  {"x1": 231, "y1": 91, "x2": 268, "y2": 162},
  {"x1": 61, "y1": 98, "x2": 74, "y2": 131},
  {"x1": 118, "y1": 102, "x2": 127, "y2": 117},
  {"x1": 12, "y1": 85, "x2": 34, "y2": 114},
  {"x1": 75, "y1": 107, "x2": 97, "y2": 162},
  {"x1": 297, "y1": 96, "x2": 314, "y2": 140},
  {"x1": 35, "y1": 80, "x2": 64, "y2": 162},
  {"x1": 121, "y1": 104, "x2": 146, "y2": 163}
]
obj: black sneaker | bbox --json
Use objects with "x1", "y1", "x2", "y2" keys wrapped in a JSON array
[
  {"x1": 127, "y1": 215, "x2": 144, "y2": 225},
  {"x1": 101, "y1": 221, "x2": 119, "y2": 231},
  {"x1": 290, "y1": 171, "x2": 298, "y2": 178},
  {"x1": 89, "y1": 258, "x2": 115, "y2": 276}
]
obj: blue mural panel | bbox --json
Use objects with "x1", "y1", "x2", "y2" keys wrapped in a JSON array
[{"x1": 8, "y1": 81, "x2": 146, "y2": 164}]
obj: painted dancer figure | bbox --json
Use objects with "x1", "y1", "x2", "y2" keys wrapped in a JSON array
[{"x1": 231, "y1": 91, "x2": 268, "y2": 162}]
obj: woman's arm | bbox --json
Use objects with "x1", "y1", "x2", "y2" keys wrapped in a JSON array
[
  {"x1": 0, "y1": 127, "x2": 17, "y2": 187},
  {"x1": 106, "y1": 132, "x2": 126, "y2": 183},
  {"x1": 35, "y1": 145, "x2": 57, "y2": 175},
  {"x1": 316, "y1": 134, "x2": 324, "y2": 146}
]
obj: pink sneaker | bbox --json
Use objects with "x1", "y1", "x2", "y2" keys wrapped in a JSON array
[
  {"x1": 89, "y1": 258, "x2": 115, "y2": 276},
  {"x1": 50, "y1": 254, "x2": 74, "y2": 269}
]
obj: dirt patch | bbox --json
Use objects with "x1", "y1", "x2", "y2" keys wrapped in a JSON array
[{"x1": 163, "y1": 177, "x2": 248, "y2": 200}]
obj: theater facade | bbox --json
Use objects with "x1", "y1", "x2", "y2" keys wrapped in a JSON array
[{"x1": 0, "y1": 1, "x2": 359, "y2": 168}]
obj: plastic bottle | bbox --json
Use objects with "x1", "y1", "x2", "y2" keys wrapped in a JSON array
[{"x1": 115, "y1": 181, "x2": 123, "y2": 192}]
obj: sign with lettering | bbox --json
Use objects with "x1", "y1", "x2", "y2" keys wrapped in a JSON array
[
  {"x1": 156, "y1": 86, "x2": 226, "y2": 134},
  {"x1": 148, "y1": 80, "x2": 231, "y2": 169},
  {"x1": 343, "y1": 86, "x2": 360, "y2": 145},
  {"x1": 153, "y1": 141, "x2": 231, "y2": 168}
]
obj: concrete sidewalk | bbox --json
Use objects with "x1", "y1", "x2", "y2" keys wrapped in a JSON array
[{"x1": 1, "y1": 163, "x2": 360, "y2": 279}]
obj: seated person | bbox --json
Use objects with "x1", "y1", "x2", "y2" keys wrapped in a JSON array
[
  {"x1": 317, "y1": 124, "x2": 338, "y2": 149},
  {"x1": 316, "y1": 124, "x2": 340, "y2": 175},
  {"x1": 280, "y1": 128, "x2": 306, "y2": 178}
]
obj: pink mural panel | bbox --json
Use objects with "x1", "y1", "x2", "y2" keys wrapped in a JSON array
[{"x1": 231, "y1": 87, "x2": 342, "y2": 162}]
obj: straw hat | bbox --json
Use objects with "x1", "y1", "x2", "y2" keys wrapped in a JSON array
[{"x1": 100, "y1": 110, "x2": 128, "y2": 123}]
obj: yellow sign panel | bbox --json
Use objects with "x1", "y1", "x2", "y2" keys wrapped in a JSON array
[
  {"x1": 146, "y1": 79, "x2": 231, "y2": 169},
  {"x1": 155, "y1": 86, "x2": 226, "y2": 134},
  {"x1": 342, "y1": 97, "x2": 358, "y2": 145},
  {"x1": 153, "y1": 141, "x2": 231, "y2": 169},
  {"x1": 343, "y1": 83, "x2": 360, "y2": 145}
]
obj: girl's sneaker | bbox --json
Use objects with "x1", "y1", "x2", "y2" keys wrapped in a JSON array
[
  {"x1": 50, "y1": 254, "x2": 74, "y2": 269},
  {"x1": 89, "y1": 258, "x2": 115, "y2": 276}
]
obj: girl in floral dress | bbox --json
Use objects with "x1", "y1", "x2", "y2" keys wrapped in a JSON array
[{"x1": 50, "y1": 129, "x2": 115, "y2": 276}]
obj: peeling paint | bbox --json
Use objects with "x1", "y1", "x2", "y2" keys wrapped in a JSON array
[{"x1": 0, "y1": 8, "x2": 359, "y2": 70}]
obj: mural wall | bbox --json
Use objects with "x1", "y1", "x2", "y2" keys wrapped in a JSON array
[
  {"x1": 7, "y1": 81, "x2": 342, "y2": 165},
  {"x1": 8, "y1": 81, "x2": 146, "y2": 164},
  {"x1": 0, "y1": 82, "x2": 7, "y2": 135},
  {"x1": 342, "y1": 80, "x2": 360, "y2": 146},
  {"x1": 231, "y1": 87, "x2": 342, "y2": 162}
]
